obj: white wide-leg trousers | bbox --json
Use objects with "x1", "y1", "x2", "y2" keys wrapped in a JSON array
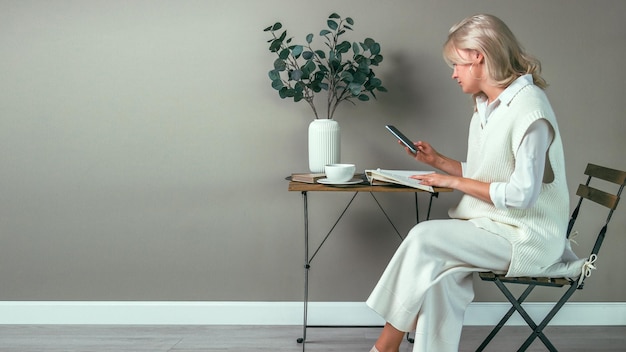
[{"x1": 366, "y1": 219, "x2": 512, "y2": 352}]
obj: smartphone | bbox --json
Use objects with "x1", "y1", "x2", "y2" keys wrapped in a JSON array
[{"x1": 385, "y1": 125, "x2": 417, "y2": 153}]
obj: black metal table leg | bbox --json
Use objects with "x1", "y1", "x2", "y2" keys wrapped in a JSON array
[{"x1": 298, "y1": 191, "x2": 309, "y2": 346}]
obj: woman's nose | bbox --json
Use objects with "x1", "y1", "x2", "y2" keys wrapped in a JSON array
[{"x1": 451, "y1": 65, "x2": 458, "y2": 79}]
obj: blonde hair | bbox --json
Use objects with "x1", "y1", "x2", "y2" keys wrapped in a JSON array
[{"x1": 443, "y1": 14, "x2": 547, "y2": 98}]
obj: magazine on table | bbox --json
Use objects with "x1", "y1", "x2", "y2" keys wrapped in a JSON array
[{"x1": 365, "y1": 169, "x2": 435, "y2": 192}]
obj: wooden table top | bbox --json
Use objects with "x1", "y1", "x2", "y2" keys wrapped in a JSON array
[{"x1": 287, "y1": 174, "x2": 453, "y2": 193}]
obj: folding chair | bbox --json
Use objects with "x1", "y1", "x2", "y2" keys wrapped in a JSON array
[{"x1": 476, "y1": 163, "x2": 626, "y2": 352}]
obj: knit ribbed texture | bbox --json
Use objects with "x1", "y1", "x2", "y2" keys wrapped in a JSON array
[{"x1": 448, "y1": 84, "x2": 569, "y2": 277}]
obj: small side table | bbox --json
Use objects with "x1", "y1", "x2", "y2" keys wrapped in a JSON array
[{"x1": 288, "y1": 176, "x2": 452, "y2": 348}]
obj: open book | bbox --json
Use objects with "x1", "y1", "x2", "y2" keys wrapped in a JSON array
[{"x1": 365, "y1": 169, "x2": 435, "y2": 192}]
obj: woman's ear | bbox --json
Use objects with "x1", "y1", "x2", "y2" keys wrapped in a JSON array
[{"x1": 474, "y1": 51, "x2": 484, "y2": 64}]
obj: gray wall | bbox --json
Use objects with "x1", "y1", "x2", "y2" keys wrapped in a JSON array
[{"x1": 1, "y1": 0, "x2": 624, "y2": 303}]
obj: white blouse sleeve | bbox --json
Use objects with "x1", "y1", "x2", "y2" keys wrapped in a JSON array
[{"x1": 490, "y1": 119, "x2": 553, "y2": 209}]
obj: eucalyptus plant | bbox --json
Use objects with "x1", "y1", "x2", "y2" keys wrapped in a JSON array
[{"x1": 263, "y1": 13, "x2": 387, "y2": 119}]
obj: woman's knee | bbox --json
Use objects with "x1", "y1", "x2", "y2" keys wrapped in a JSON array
[
  {"x1": 404, "y1": 220, "x2": 464, "y2": 255},
  {"x1": 404, "y1": 221, "x2": 441, "y2": 251}
]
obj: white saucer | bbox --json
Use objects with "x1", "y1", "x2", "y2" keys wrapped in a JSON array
[{"x1": 317, "y1": 177, "x2": 363, "y2": 185}]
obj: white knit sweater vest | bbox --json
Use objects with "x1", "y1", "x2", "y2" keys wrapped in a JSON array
[{"x1": 448, "y1": 84, "x2": 569, "y2": 276}]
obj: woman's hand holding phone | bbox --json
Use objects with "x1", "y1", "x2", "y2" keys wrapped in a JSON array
[{"x1": 385, "y1": 125, "x2": 418, "y2": 153}]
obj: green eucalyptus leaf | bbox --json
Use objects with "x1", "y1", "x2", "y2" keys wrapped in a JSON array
[
  {"x1": 337, "y1": 41, "x2": 351, "y2": 54},
  {"x1": 327, "y1": 20, "x2": 338, "y2": 30},
  {"x1": 369, "y1": 77, "x2": 382, "y2": 87},
  {"x1": 278, "y1": 30, "x2": 287, "y2": 41},
  {"x1": 313, "y1": 71, "x2": 325, "y2": 82},
  {"x1": 263, "y1": 25, "x2": 273, "y2": 32},
  {"x1": 306, "y1": 33, "x2": 314, "y2": 43},
  {"x1": 340, "y1": 71, "x2": 354, "y2": 82},
  {"x1": 348, "y1": 82, "x2": 362, "y2": 95},
  {"x1": 346, "y1": 17, "x2": 354, "y2": 25},
  {"x1": 268, "y1": 69, "x2": 280, "y2": 81},
  {"x1": 291, "y1": 45, "x2": 303, "y2": 57},
  {"x1": 273, "y1": 58, "x2": 287, "y2": 71},
  {"x1": 358, "y1": 59, "x2": 371, "y2": 72},
  {"x1": 278, "y1": 87, "x2": 287, "y2": 98},
  {"x1": 294, "y1": 84, "x2": 304, "y2": 101},
  {"x1": 315, "y1": 50, "x2": 326, "y2": 59},
  {"x1": 344, "y1": 25, "x2": 352, "y2": 31},
  {"x1": 269, "y1": 39, "x2": 282, "y2": 52},
  {"x1": 329, "y1": 13, "x2": 340, "y2": 19},
  {"x1": 279, "y1": 48, "x2": 290, "y2": 59},
  {"x1": 302, "y1": 51, "x2": 313, "y2": 60},
  {"x1": 352, "y1": 42, "x2": 360, "y2": 55},
  {"x1": 296, "y1": 82, "x2": 311, "y2": 91},
  {"x1": 370, "y1": 42, "x2": 381, "y2": 55},
  {"x1": 364, "y1": 38, "x2": 375, "y2": 48},
  {"x1": 303, "y1": 60, "x2": 316, "y2": 74},
  {"x1": 343, "y1": 66, "x2": 357, "y2": 76},
  {"x1": 272, "y1": 79, "x2": 284, "y2": 90},
  {"x1": 377, "y1": 86, "x2": 388, "y2": 92},
  {"x1": 272, "y1": 22, "x2": 282, "y2": 31},
  {"x1": 290, "y1": 70, "x2": 303, "y2": 81},
  {"x1": 358, "y1": 94, "x2": 370, "y2": 101},
  {"x1": 353, "y1": 72, "x2": 367, "y2": 84},
  {"x1": 320, "y1": 29, "x2": 331, "y2": 36}
]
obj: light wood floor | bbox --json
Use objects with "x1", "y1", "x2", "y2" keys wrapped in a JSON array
[{"x1": 0, "y1": 325, "x2": 624, "y2": 351}]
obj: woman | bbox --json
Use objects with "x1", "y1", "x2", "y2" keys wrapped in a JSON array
[{"x1": 367, "y1": 14, "x2": 582, "y2": 352}]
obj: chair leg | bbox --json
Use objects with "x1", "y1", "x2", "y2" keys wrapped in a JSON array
[
  {"x1": 492, "y1": 280, "x2": 561, "y2": 351},
  {"x1": 518, "y1": 283, "x2": 579, "y2": 352},
  {"x1": 477, "y1": 277, "x2": 581, "y2": 352},
  {"x1": 406, "y1": 332, "x2": 414, "y2": 343},
  {"x1": 476, "y1": 284, "x2": 536, "y2": 352}
]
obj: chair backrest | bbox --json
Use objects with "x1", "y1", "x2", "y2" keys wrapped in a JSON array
[{"x1": 566, "y1": 163, "x2": 626, "y2": 260}]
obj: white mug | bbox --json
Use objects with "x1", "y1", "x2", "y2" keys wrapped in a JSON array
[{"x1": 325, "y1": 164, "x2": 356, "y2": 182}]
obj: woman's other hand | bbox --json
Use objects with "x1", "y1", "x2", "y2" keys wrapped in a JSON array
[{"x1": 410, "y1": 172, "x2": 457, "y2": 188}]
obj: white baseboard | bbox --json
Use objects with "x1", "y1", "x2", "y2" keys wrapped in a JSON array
[{"x1": 0, "y1": 301, "x2": 623, "y2": 325}]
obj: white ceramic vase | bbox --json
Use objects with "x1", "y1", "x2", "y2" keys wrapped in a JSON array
[{"x1": 308, "y1": 119, "x2": 340, "y2": 173}]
